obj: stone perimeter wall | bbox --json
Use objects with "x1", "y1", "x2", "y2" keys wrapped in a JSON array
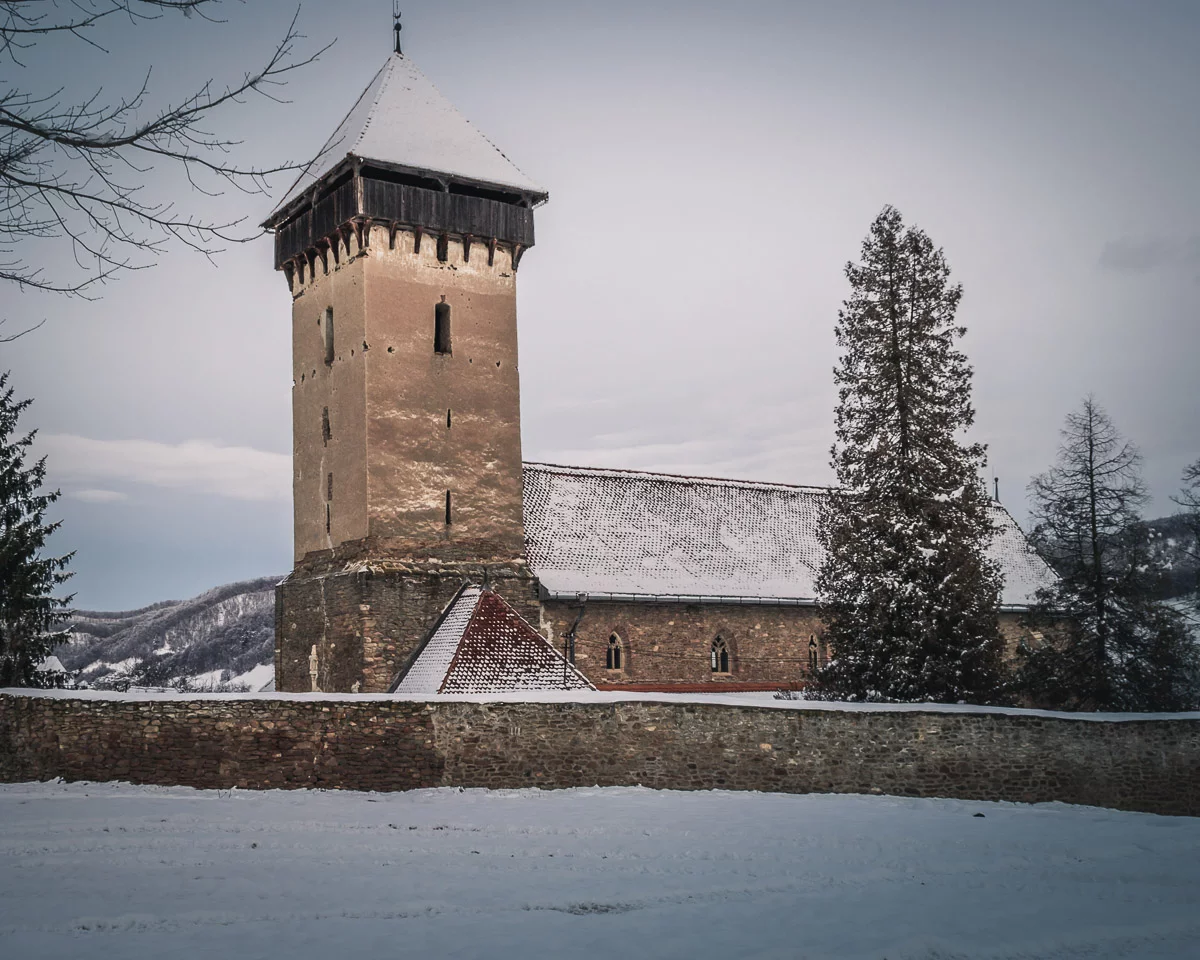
[{"x1": 2, "y1": 693, "x2": 1198, "y2": 816}]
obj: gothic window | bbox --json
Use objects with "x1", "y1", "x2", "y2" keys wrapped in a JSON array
[
  {"x1": 808, "y1": 635, "x2": 819, "y2": 675},
  {"x1": 606, "y1": 633, "x2": 623, "y2": 670},
  {"x1": 434, "y1": 301, "x2": 451, "y2": 354},
  {"x1": 324, "y1": 307, "x2": 335, "y2": 366},
  {"x1": 711, "y1": 636, "x2": 730, "y2": 674}
]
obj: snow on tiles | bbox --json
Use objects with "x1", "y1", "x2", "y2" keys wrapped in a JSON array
[
  {"x1": 1, "y1": 782, "x2": 1198, "y2": 960},
  {"x1": 521, "y1": 463, "x2": 1056, "y2": 607},
  {"x1": 392, "y1": 585, "x2": 593, "y2": 695}
]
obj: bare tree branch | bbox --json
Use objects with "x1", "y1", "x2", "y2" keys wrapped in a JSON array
[
  {"x1": 0, "y1": 316, "x2": 45, "y2": 342},
  {"x1": 0, "y1": 0, "x2": 329, "y2": 303}
]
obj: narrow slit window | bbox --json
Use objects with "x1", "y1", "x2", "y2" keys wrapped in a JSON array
[
  {"x1": 326, "y1": 473, "x2": 333, "y2": 502},
  {"x1": 445, "y1": 490, "x2": 452, "y2": 525},
  {"x1": 606, "y1": 633, "x2": 623, "y2": 670},
  {"x1": 711, "y1": 636, "x2": 730, "y2": 674},
  {"x1": 321, "y1": 407, "x2": 331, "y2": 445},
  {"x1": 325, "y1": 504, "x2": 331, "y2": 534},
  {"x1": 324, "y1": 307, "x2": 335, "y2": 366},
  {"x1": 446, "y1": 408, "x2": 452, "y2": 429},
  {"x1": 434, "y1": 302, "x2": 451, "y2": 354}
]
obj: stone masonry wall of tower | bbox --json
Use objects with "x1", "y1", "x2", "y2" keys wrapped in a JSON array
[
  {"x1": 362, "y1": 225, "x2": 525, "y2": 555},
  {"x1": 276, "y1": 223, "x2": 535, "y2": 694}
]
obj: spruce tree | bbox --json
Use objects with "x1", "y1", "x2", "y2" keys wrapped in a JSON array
[
  {"x1": 1017, "y1": 398, "x2": 1199, "y2": 711},
  {"x1": 0, "y1": 372, "x2": 74, "y2": 687},
  {"x1": 814, "y1": 206, "x2": 1004, "y2": 703}
]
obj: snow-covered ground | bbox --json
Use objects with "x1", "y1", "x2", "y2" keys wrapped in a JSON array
[{"x1": 1, "y1": 782, "x2": 1197, "y2": 959}]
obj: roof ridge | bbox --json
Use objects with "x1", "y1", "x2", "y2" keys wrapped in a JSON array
[
  {"x1": 350, "y1": 53, "x2": 400, "y2": 155},
  {"x1": 388, "y1": 582, "x2": 478, "y2": 694},
  {"x1": 522, "y1": 460, "x2": 835, "y2": 494},
  {"x1": 273, "y1": 57, "x2": 392, "y2": 212},
  {"x1": 438, "y1": 584, "x2": 484, "y2": 694}
]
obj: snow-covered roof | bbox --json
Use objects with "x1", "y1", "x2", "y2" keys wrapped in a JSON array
[
  {"x1": 521, "y1": 463, "x2": 1057, "y2": 609},
  {"x1": 271, "y1": 53, "x2": 544, "y2": 218},
  {"x1": 392, "y1": 586, "x2": 593, "y2": 696}
]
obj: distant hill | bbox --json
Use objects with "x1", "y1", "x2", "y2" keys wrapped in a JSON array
[
  {"x1": 57, "y1": 577, "x2": 282, "y2": 691},
  {"x1": 1145, "y1": 514, "x2": 1200, "y2": 600}
]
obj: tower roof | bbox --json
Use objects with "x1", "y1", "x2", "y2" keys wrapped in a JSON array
[{"x1": 270, "y1": 53, "x2": 545, "y2": 221}]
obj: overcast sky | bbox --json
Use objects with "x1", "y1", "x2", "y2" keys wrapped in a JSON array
[{"x1": 5, "y1": 0, "x2": 1198, "y2": 609}]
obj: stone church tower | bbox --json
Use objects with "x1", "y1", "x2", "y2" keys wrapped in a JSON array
[{"x1": 263, "y1": 49, "x2": 546, "y2": 692}]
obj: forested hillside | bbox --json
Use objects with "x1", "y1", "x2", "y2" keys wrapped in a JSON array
[{"x1": 57, "y1": 577, "x2": 281, "y2": 690}]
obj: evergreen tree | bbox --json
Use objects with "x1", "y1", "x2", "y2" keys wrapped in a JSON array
[
  {"x1": 814, "y1": 206, "x2": 1004, "y2": 703},
  {"x1": 0, "y1": 372, "x2": 74, "y2": 687},
  {"x1": 1017, "y1": 398, "x2": 1199, "y2": 711},
  {"x1": 1172, "y1": 458, "x2": 1200, "y2": 604}
]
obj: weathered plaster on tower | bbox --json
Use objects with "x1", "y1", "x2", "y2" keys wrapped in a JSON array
[
  {"x1": 276, "y1": 225, "x2": 536, "y2": 694},
  {"x1": 361, "y1": 225, "x2": 525, "y2": 557}
]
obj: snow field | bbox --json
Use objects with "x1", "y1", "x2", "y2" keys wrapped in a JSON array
[{"x1": 1, "y1": 782, "x2": 1198, "y2": 959}]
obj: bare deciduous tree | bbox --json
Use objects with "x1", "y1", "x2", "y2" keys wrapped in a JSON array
[{"x1": 0, "y1": 0, "x2": 327, "y2": 322}]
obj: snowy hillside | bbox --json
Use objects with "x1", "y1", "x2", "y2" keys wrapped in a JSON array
[{"x1": 56, "y1": 577, "x2": 281, "y2": 691}]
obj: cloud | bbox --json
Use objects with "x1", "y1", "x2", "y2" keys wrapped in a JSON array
[
  {"x1": 1098, "y1": 236, "x2": 1200, "y2": 272},
  {"x1": 36, "y1": 436, "x2": 290, "y2": 502},
  {"x1": 68, "y1": 489, "x2": 129, "y2": 503}
]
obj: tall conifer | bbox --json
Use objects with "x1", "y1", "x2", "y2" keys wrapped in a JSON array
[
  {"x1": 815, "y1": 206, "x2": 1004, "y2": 703},
  {"x1": 0, "y1": 372, "x2": 73, "y2": 687},
  {"x1": 1018, "y1": 398, "x2": 1198, "y2": 711}
]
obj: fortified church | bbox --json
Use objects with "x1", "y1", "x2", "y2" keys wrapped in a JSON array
[{"x1": 265, "y1": 40, "x2": 1055, "y2": 696}]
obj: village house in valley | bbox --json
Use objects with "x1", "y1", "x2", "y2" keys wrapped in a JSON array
[{"x1": 264, "y1": 45, "x2": 1056, "y2": 695}]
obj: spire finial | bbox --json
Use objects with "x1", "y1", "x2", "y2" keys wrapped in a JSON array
[{"x1": 393, "y1": 2, "x2": 402, "y2": 55}]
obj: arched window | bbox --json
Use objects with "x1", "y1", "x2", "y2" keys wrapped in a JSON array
[
  {"x1": 808, "y1": 635, "x2": 819, "y2": 675},
  {"x1": 711, "y1": 636, "x2": 730, "y2": 674},
  {"x1": 434, "y1": 301, "x2": 451, "y2": 354},
  {"x1": 606, "y1": 633, "x2": 623, "y2": 670}
]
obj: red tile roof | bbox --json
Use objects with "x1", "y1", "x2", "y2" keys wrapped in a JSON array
[{"x1": 393, "y1": 586, "x2": 593, "y2": 696}]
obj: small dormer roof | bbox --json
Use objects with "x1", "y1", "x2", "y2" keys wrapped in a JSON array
[
  {"x1": 390, "y1": 585, "x2": 593, "y2": 696},
  {"x1": 270, "y1": 53, "x2": 545, "y2": 220}
]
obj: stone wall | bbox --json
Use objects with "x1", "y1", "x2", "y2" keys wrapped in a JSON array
[
  {"x1": 276, "y1": 560, "x2": 539, "y2": 693},
  {"x1": 540, "y1": 601, "x2": 1031, "y2": 691},
  {"x1": 0, "y1": 694, "x2": 441, "y2": 791},
  {"x1": 541, "y1": 599, "x2": 826, "y2": 689},
  {"x1": 3, "y1": 693, "x2": 1198, "y2": 816}
]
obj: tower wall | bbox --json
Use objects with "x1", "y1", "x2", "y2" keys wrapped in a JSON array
[
  {"x1": 291, "y1": 241, "x2": 370, "y2": 558},
  {"x1": 277, "y1": 224, "x2": 533, "y2": 693},
  {"x1": 362, "y1": 224, "x2": 525, "y2": 556}
]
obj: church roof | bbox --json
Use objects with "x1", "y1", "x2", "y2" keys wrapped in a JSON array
[
  {"x1": 271, "y1": 53, "x2": 545, "y2": 219},
  {"x1": 521, "y1": 463, "x2": 1057, "y2": 610},
  {"x1": 391, "y1": 585, "x2": 593, "y2": 696}
]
